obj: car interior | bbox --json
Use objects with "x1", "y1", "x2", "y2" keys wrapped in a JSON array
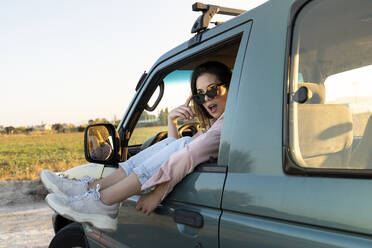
[
  {"x1": 289, "y1": 0, "x2": 372, "y2": 170},
  {"x1": 125, "y1": 38, "x2": 242, "y2": 160}
]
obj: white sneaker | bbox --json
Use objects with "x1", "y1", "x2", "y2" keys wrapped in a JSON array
[
  {"x1": 40, "y1": 169, "x2": 94, "y2": 196},
  {"x1": 45, "y1": 184, "x2": 119, "y2": 232}
]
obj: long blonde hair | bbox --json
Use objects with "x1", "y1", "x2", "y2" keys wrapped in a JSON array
[{"x1": 190, "y1": 61, "x2": 231, "y2": 129}]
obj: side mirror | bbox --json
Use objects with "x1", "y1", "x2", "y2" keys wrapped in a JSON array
[{"x1": 84, "y1": 124, "x2": 121, "y2": 165}]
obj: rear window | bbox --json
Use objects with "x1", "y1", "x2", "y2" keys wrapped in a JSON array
[{"x1": 287, "y1": 0, "x2": 372, "y2": 171}]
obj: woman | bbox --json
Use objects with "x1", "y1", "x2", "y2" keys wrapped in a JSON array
[{"x1": 40, "y1": 61, "x2": 231, "y2": 232}]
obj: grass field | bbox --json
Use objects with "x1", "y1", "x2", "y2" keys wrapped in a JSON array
[
  {"x1": 0, "y1": 132, "x2": 85, "y2": 181},
  {"x1": 129, "y1": 126, "x2": 167, "y2": 145},
  {"x1": 0, "y1": 126, "x2": 167, "y2": 181}
]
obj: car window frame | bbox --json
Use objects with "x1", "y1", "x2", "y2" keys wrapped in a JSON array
[{"x1": 283, "y1": 0, "x2": 372, "y2": 178}]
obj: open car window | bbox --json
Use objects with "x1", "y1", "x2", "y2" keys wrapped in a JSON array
[
  {"x1": 128, "y1": 37, "x2": 243, "y2": 149},
  {"x1": 129, "y1": 70, "x2": 193, "y2": 146}
]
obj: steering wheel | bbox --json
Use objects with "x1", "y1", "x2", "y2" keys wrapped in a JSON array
[
  {"x1": 139, "y1": 122, "x2": 199, "y2": 151},
  {"x1": 140, "y1": 131, "x2": 168, "y2": 150},
  {"x1": 178, "y1": 122, "x2": 199, "y2": 137}
]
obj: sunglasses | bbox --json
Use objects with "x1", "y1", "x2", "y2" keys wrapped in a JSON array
[{"x1": 192, "y1": 83, "x2": 225, "y2": 104}]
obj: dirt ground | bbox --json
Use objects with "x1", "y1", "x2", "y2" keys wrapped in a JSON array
[{"x1": 0, "y1": 180, "x2": 55, "y2": 248}]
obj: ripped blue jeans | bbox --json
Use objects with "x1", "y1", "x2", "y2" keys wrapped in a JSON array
[{"x1": 119, "y1": 137, "x2": 193, "y2": 185}]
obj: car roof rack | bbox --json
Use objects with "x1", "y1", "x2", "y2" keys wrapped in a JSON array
[{"x1": 191, "y1": 2, "x2": 246, "y2": 34}]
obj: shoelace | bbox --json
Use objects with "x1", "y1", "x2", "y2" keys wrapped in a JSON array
[
  {"x1": 70, "y1": 184, "x2": 101, "y2": 202},
  {"x1": 80, "y1": 175, "x2": 95, "y2": 185}
]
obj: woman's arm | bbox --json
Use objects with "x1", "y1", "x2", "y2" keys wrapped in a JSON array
[
  {"x1": 136, "y1": 128, "x2": 221, "y2": 216},
  {"x1": 167, "y1": 95, "x2": 194, "y2": 138},
  {"x1": 167, "y1": 117, "x2": 178, "y2": 139},
  {"x1": 140, "y1": 115, "x2": 223, "y2": 205}
]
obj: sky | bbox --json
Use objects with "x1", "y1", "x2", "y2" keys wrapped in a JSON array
[
  {"x1": 324, "y1": 65, "x2": 372, "y2": 113},
  {"x1": 0, "y1": 0, "x2": 268, "y2": 127}
]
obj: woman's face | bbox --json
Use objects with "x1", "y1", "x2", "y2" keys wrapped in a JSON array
[{"x1": 196, "y1": 72, "x2": 228, "y2": 119}]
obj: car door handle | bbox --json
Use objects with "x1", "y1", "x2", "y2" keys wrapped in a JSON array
[{"x1": 173, "y1": 209, "x2": 204, "y2": 228}]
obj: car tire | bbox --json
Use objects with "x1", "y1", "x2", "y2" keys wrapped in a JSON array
[{"x1": 48, "y1": 222, "x2": 88, "y2": 248}]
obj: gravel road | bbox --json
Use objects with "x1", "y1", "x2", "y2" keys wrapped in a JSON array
[{"x1": 0, "y1": 180, "x2": 55, "y2": 248}]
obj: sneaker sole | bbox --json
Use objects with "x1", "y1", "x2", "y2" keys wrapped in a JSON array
[
  {"x1": 40, "y1": 171, "x2": 64, "y2": 195},
  {"x1": 45, "y1": 195, "x2": 117, "y2": 232}
]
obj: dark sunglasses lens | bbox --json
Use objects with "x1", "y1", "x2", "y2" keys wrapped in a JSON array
[
  {"x1": 193, "y1": 86, "x2": 219, "y2": 104},
  {"x1": 193, "y1": 94, "x2": 205, "y2": 104},
  {"x1": 206, "y1": 87, "x2": 218, "y2": 99}
]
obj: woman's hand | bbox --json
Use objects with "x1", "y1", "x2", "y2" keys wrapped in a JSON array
[
  {"x1": 136, "y1": 183, "x2": 168, "y2": 216},
  {"x1": 136, "y1": 192, "x2": 161, "y2": 216},
  {"x1": 168, "y1": 95, "x2": 195, "y2": 123},
  {"x1": 167, "y1": 95, "x2": 195, "y2": 138}
]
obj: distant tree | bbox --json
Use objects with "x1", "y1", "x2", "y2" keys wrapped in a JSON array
[
  {"x1": 158, "y1": 108, "x2": 169, "y2": 125},
  {"x1": 64, "y1": 123, "x2": 76, "y2": 132},
  {"x1": 66, "y1": 123, "x2": 75, "y2": 129},
  {"x1": 15, "y1": 126, "x2": 27, "y2": 134},
  {"x1": 77, "y1": 124, "x2": 88, "y2": 132},
  {"x1": 52, "y1": 123, "x2": 64, "y2": 133},
  {"x1": 140, "y1": 111, "x2": 157, "y2": 121},
  {"x1": 5, "y1": 126, "x2": 15, "y2": 134},
  {"x1": 95, "y1": 118, "x2": 109, "y2": 124},
  {"x1": 88, "y1": 118, "x2": 110, "y2": 125},
  {"x1": 26, "y1": 127, "x2": 34, "y2": 133}
]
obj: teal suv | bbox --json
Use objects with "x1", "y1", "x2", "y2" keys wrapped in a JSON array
[{"x1": 49, "y1": 0, "x2": 372, "y2": 247}]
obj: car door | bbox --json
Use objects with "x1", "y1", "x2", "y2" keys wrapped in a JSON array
[
  {"x1": 219, "y1": 0, "x2": 372, "y2": 247},
  {"x1": 84, "y1": 21, "x2": 253, "y2": 248}
]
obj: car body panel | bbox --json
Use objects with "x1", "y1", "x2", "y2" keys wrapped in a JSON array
[
  {"x1": 62, "y1": 163, "x2": 117, "y2": 180},
  {"x1": 220, "y1": 0, "x2": 372, "y2": 241},
  {"x1": 77, "y1": 0, "x2": 372, "y2": 247},
  {"x1": 220, "y1": 211, "x2": 372, "y2": 248}
]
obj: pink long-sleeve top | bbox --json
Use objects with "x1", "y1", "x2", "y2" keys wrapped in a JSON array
[{"x1": 141, "y1": 113, "x2": 224, "y2": 200}]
